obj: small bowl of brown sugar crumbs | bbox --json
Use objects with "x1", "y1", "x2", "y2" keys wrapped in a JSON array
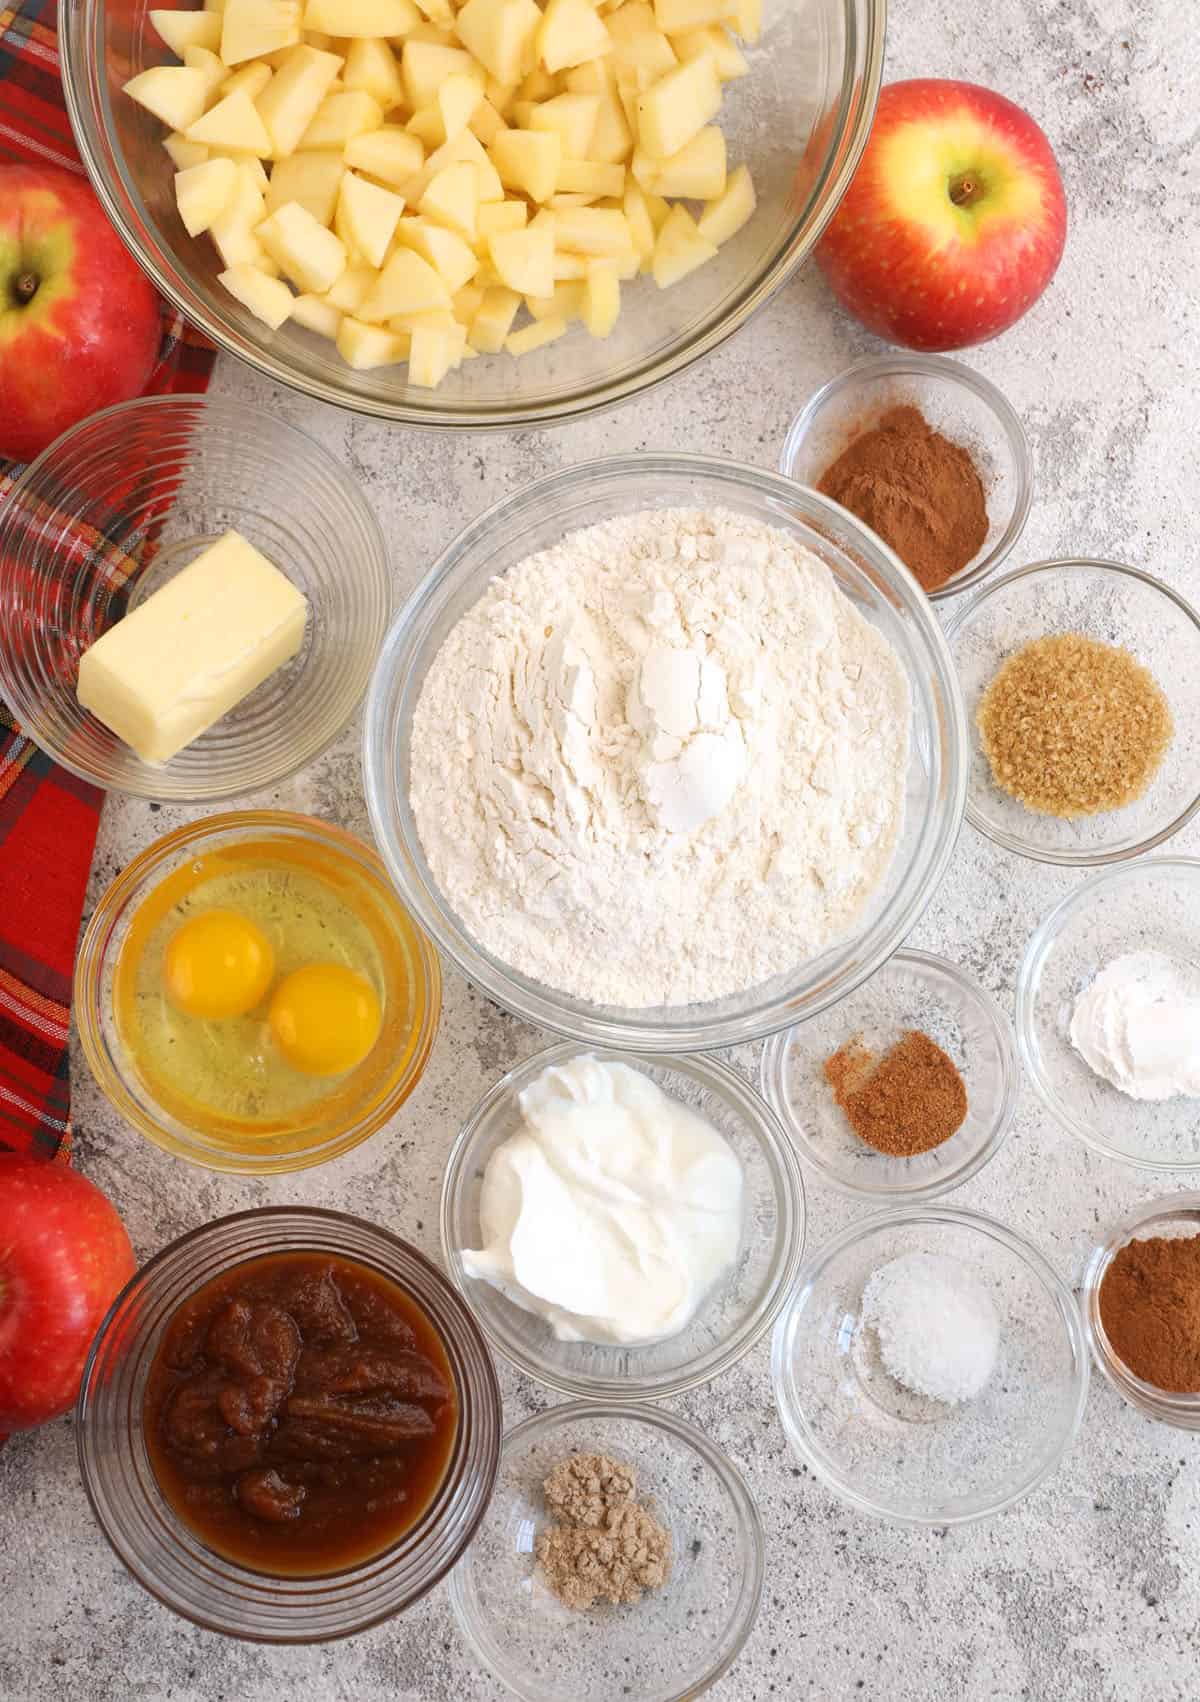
[
  {"x1": 780, "y1": 352, "x2": 1032, "y2": 600},
  {"x1": 949, "y1": 559, "x2": 1200, "y2": 864},
  {"x1": 761, "y1": 950, "x2": 1020, "y2": 1202},
  {"x1": 448, "y1": 1402, "x2": 764, "y2": 1702}
]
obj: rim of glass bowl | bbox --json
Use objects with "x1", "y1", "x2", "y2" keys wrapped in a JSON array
[
  {"x1": 74, "y1": 811, "x2": 442, "y2": 1175},
  {"x1": 447, "y1": 1399, "x2": 765, "y2": 1702},
  {"x1": 1014, "y1": 855, "x2": 1200, "y2": 1169},
  {"x1": 779, "y1": 352, "x2": 1033, "y2": 603},
  {"x1": 440, "y1": 1042, "x2": 807, "y2": 1399},
  {"x1": 771, "y1": 1204, "x2": 1090, "y2": 1527},
  {"x1": 362, "y1": 453, "x2": 968, "y2": 1052},
  {"x1": 59, "y1": 2, "x2": 885, "y2": 429},
  {"x1": 76, "y1": 1208, "x2": 502, "y2": 1642},
  {"x1": 759, "y1": 948, "x2": 1022, "y2": 1202},
  {"x1": 946, "y1": 559, "x2": 1200, "y2": 865},
  {"x1": 0, "y1": 393, "x2": 391, "y2": 804},
  {"x1": 1080, "y1": 1192, "x2": 1200, "y2": 1429}
]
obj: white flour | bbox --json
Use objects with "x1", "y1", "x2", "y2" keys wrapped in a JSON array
[{"x1": 409, "y1": 507, "x2": 910, "y2": 1007}]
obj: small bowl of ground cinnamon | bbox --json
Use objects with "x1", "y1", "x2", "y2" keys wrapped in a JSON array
[
  {"x1": 760, "y1": 950, "x2": 1020, "y2": 1202},
  {"x1": 780, "y1": 353, "x2": 1032, "y2": 600},
  {"x1": 949, "y1": 559, "x2": 1200, "y2": 865},
  {"x1": 1082, "y1": 1194, "x2": 1200, "y2": 1429}
]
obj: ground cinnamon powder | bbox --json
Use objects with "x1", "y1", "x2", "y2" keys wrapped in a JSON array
[
  {"x1": 817, "y1": 404, "x2": 989, "y2": 592},
  {"x1": 1098, "y1": 1234, "x2": 1200, "y2": 1392},
  {"x1": 823, "y1": 1029, "x2": 968, "y2": 1157}
]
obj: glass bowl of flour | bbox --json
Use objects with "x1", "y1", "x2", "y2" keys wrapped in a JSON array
[{"x1": 363, "y1": 454, "x2": 968, "y2": 1051}]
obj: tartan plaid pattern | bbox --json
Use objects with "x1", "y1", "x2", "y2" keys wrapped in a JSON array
[{"x1": 0, "y1": 0, "x2": 215, "y2": 1161}]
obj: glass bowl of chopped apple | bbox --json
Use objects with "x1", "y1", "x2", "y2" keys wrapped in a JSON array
[{"x1": 61, "y1": 0, "x2": 884, "y2": 424}]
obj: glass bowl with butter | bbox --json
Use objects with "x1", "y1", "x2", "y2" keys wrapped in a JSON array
[
  {"x1": 75, "y1": 812, "x2": 441, "y2": 1174},
  {"x1": 0, "y1": 393, "x2": 389, "y2": 802},
  {"x1": 440, "y1": 1043, "x2": 806, "y2": 1400}
]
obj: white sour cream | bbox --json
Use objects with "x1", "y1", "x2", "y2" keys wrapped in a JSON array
[
  {"x1": 1069, "y1": 950, "x2": 1200, "y2": 1101},
  {"x1": 462, "y1": 1055, "x2": 744, "y2": 1345}
]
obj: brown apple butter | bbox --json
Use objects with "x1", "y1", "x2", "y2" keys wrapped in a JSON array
[{"x1": 143, "y1": 1251, "x2": 457, "y2": 1576}]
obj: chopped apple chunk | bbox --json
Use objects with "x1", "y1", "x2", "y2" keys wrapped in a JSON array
[{"x1": 219, "y1": 261, "x2": 294, "y2": 325}]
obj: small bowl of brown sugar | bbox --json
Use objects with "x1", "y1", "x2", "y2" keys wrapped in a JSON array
[
  {"x1": 949, "y1": 560, "x2": 1200, "y2": 864},
  {"x1": 1082, "y1": 1194, "x2": 1200, "y2": 1428},
  {"x1": 448, "y1": 1401, "x2": 764, "y2": 1702},
  {"x1": 780, "y1": 352, "x2": 1032, "y2": 600},
  {"x1": 761, "y1": 950, "x2": 1019, "y2": 1201}
]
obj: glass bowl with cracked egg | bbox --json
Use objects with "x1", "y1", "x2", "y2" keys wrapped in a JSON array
[
  {"x1": 771, "y1": 1206, "x2": 1090, "y2": 1526},
  {"x1": 65, "y1": 0, "x2": 883, "y2": 428},
  {"x1": 363, "y1": 453, "x2": 968, "y2": 1052},
  {"x1": 441, "y1": 1043, "x2": 805, "y2": 1399}
]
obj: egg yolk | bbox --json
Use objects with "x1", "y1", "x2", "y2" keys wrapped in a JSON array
[
  {"x1": 268, "y1": 964, "x2": 382, "y2": 1078},
  {"x1": 163, "y1": 909, "x2": 276, "y2": 1019}
]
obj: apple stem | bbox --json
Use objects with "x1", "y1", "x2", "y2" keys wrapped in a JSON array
[
  {"x1": 949, "y1": 175, "x2": 981, "y2": 208},
  {"x1": 12, "y1": 271, "x2": 39, "y2": 306}
]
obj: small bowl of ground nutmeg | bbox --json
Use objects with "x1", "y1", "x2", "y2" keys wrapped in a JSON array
[
  {"x1": 780, "y1": 353, "x2": 1032, "y2": 601},
  {"x1": 1082, "y1": 1194, "x2": 1200, "y2": 1429},
  {"x1": 949, "y1": 560, "x2": 1200, "y2": 865},
  {"x1": 761, "y1": 950, "x2": 1020, "y2": 1201},
  {"x1": 448, "y1": 1401, "x2": 764, "y2": 1702}
]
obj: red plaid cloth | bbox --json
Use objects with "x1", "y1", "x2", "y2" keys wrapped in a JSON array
[{"x1": 0, "y1": 0, "x2": 215, "y2": 1161}]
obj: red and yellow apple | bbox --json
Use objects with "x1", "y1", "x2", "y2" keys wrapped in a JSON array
[
  {"x1": 0, "y1": 163, "x2": 160, "y2": 463},
  {"x1": 817, "y1": 79, "x2": 1067, "y2": 352}
]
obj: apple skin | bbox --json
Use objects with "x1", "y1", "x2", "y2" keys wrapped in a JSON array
[
  {"x1": 816, "y1": 79, "x2": 1067, "y2": 352},
  {"x1": 0, "y1": 163, "x2": 160, "y2": 464},
  {"x1": 0, "y1": 1155, "x2": 136, "y2": 1433}
]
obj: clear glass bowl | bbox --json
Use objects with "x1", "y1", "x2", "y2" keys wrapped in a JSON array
[
  {"x1": 0, "y1": 394, "x2": 390, "y2": 802},
  {"x1": 779, "y1": 354, "x2": 1032, "y2": 601},
  {"x1": 771, "y1": 1206, "x2": 1089, "y2": 1526},
  {"x1": 77, "y1": 1207, "x2": 502, "y2": 1642},
  {"x1": 60, "y1": 0, "x2": 884, "y2": 428},
  {"x1": 363, "y1": 455, "x2": 968, "y2": 1051},
  {"x1": 448, "y1": 1401, "x2": 764, "y2": 1701},
  {"x1": 75, "y1": 811, "x2": 442, "y2": 1174},
  {"x1": 1080, "y1": 1193, "x2": 1200, "y2": 1429},
  {"x1": 441, "y1": 1044, "x2": 805, "y2": 1399},
  {"x1": 1015, "y1": 858, "x2": 1200, "y2": 1169},
  {"x1": 760, "y1": 949, "x2": 1020, "y2": 1201},
  {"x1": 947, "y1": 559, "x2": 1200, "y2": 864}
]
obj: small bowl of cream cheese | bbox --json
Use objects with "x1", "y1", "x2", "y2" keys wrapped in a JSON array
[
  {"x1": 440, "y1": 1045, "x2": 806, "y2": 1400},
  {"x1": 1016, "y1": 857, "x2": 1200, "y2": 1168}
]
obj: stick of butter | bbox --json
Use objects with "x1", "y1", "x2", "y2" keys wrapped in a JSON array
[{"x1": 77, "y1": 530, "x2": 308, "y2": 765}]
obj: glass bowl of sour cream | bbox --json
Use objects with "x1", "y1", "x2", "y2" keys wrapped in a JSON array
[
  {"x1": 441, "y1": 1044, "x2": 805, "y2": 1400},
  {"x1": 1016, "y1": 857, "x2": 1200, "y2": 1169}
]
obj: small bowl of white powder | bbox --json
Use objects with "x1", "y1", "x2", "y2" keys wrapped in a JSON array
[
  {"x1": 441, "y1": 1044, "x2": 805, "y2": 1400},
  {"x1": 771, "y1": 1206, "x2": 1088, "y2": 1526},
  {"x1": 363, "y1": 454, "x2": 967, "y2": 1052},
  {"x1": 1017, "y1": 857, "x2": 1200, "y2": 1168}
]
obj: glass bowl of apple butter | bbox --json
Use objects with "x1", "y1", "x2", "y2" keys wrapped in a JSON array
[{"x1": 76, "y1": 1207, "x2": 501, "y2": 1642}]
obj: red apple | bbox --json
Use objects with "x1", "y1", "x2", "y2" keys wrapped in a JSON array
[
  {"x1": 0, "y1": 163, "x2": 160, "y2": 464},
  {"x1": 0, "y1": 1155, "x2": 136, "y2": 1433},
  {"x1": 817, "y1": 79, "x2": 1067, "y2": 352}
]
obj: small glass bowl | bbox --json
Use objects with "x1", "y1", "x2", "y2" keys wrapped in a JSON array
[
  {"x1": 441, "y1": 1045, "x2": 805, "y2": 1400},
  {"x1": 760, "y1": 950, "x2": 1020, "y2": 1201},
  {"x1": 77, "y1": 1208, "x2": 502, "y2": 1643},
  {"x1": 448, "y1": 1401, "x2": 764, "y2": 1702},
  {"x1": 75, "y1": 812, "x2": 441, "y2": 1174},
  {"x1": 0, "y1": 394, "x2": 390, "y2": 802},
  {"x1": 947, "y1": 559, "x2": 1200, "y2": 865},
  {"x1": 771, "y1": 1207, "x2": 1089, "y2": 1526},
  {"x1": 1081, "y1": 1193, "x2": 1200, "y2": 1429},
  {"x1": 1015, "y1": 858, "x2": 1200, "y2": 1169},
  {"x1": 779, "y1": 354, "x2": 1032, "y2": 601}
]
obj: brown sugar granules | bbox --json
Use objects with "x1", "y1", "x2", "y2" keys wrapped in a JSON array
[
  {"x1": 817, "y1": 404, "x2": 989, "y2": 593},
  {"x1": 1098, "y1": 1233, "x2": 1200, "y2": 1392},
  {"x1": 535, "y1": 1452, "x2": 671, "y2": 1611},
  {"x1": 977, "y1": 633, "x2": 1173, "y2": 818},
  {"x1": 823, "y1": 1030, "x2": 968, "y2": 1157}
]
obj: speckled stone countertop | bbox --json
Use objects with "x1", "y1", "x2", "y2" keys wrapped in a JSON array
[{"x1": 5, "y1": 0, "x2": 1199, "y2": 1697}]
